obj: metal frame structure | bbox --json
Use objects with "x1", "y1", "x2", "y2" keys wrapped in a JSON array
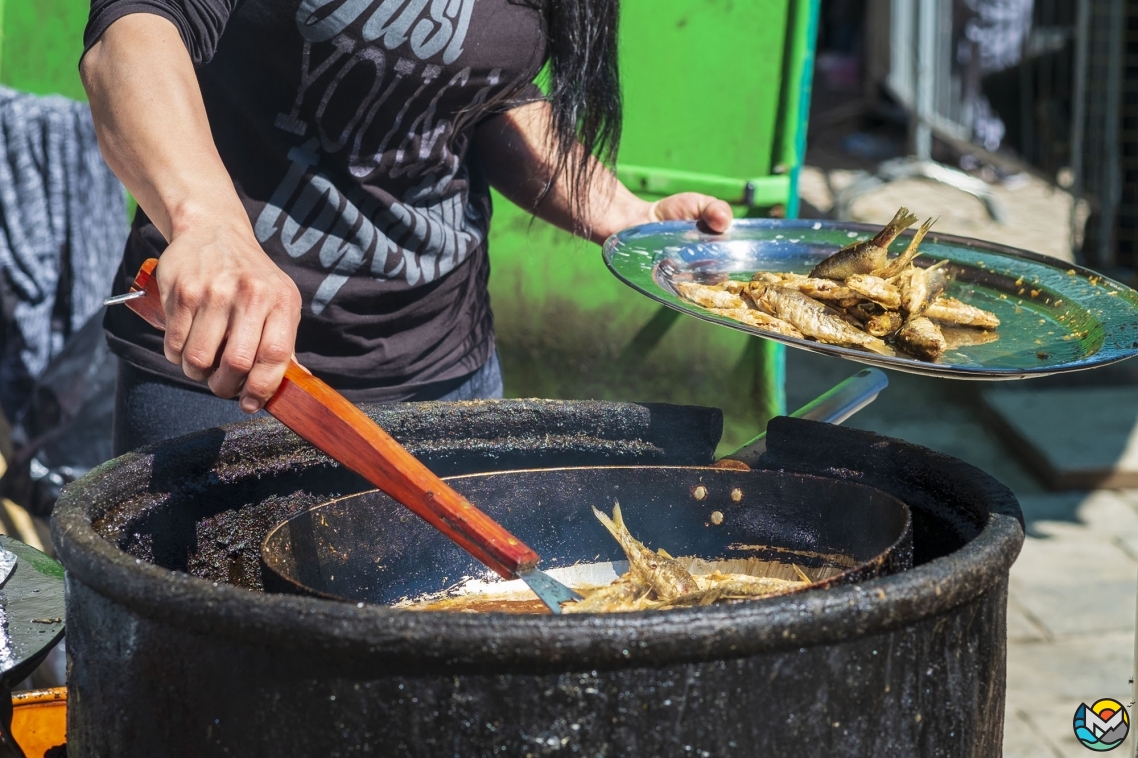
[
  {"x1": 836, "y1": 0, "x2": 1005, "y2": 222},
  {"x1": 1070, "y1": 0, "x2": 1125, "y2": 269}
]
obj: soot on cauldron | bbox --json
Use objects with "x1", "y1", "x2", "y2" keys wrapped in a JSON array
[{"x1": 53, "y1": 400, "x2": 1023, "y2": 757}]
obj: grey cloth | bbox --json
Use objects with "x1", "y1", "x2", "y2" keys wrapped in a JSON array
[
  {"x1": 113, "y1": 351, "x2": 504, "y2": 455},
  {"x1": 0, "y1": 86, "x2": 127, "y2": 421},
  {"x1": 959, "y1": 0, "x2": 1033, "y2": 75}
]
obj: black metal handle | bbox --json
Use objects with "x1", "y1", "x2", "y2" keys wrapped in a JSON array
[{"x1": 719, "y1": 368, "x2": 889, "y2": 467}]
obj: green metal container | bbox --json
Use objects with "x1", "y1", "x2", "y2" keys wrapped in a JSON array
[{"x1": 0, "y1": 0, "x2": 88, "y2": 101}]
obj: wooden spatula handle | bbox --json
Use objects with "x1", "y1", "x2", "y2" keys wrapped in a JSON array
[{"x1": 123, "y1": 259, "x2": 540, "y2": 578}]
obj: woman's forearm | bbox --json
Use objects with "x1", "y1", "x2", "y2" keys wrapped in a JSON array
[
  {"x1": 474, "y1": 100, "x2": 733, "y2": 244},
  {"x1": 81, "y1": 13, "x2": 302, "y2": 412},
  {"x1": 473, "y1": 101, "x2": 646, "y2": 245},
  {"x1": 81, "y1": 13, "x2": 246, "y2": 238}
]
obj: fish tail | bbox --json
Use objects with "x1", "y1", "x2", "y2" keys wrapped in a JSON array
[
  {"x1": 874, "y1": 216, "x2": 935, "y2": 279},
  {"x1": 592, "y1": 506, "x2": 622, "y2": 541},
  {"x1": 911, "y1": 216, "x2": 935, "y2": 249},
  {"x1": 906, "y1": 217, "x2": 935, "y2": 253},
  {"x1": 872, "y1": 207, "x2": 919, "y2": 247}
]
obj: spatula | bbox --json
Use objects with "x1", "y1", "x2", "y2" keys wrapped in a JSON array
[{"x1": 105, "y1": 259, "x2": 582, "y2": 614}]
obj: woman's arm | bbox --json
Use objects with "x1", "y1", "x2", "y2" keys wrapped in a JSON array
[
  {"x1": 473, "y1": 100, "x2": 733, "y2": 245},
  {"x1": 82, "y1": 13, "x2": 300, "y2": 412}
]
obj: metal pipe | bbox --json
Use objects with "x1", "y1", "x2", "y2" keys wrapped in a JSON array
[
  {"x1": 1133, "y1": 575, "x2": 1138, "y2": 758},
  {"x1": 1098, "y1": 0, "x2": 1124, "y2": 269},
  {"x1": 1070, "y1": 0, "x2": 1089, "y2": 264},
  {"x1": 914, "y1": 0, "x2": 937, "y2": 162},
  {"x1": 720, "y1": 368, "x2": 890, "y2": 467}
]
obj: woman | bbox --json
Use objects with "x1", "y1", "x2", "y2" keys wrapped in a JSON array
[{"x1": 81, "y1": 0, "x2": 732, "y2": 455}]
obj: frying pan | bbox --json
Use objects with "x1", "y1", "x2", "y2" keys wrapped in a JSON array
[
  {"x1": 262, "y1": 467, "x2": 912, "y2": 609},
  {"x1": 261, "y1": 370, "x2": 913, "y2": 611}
]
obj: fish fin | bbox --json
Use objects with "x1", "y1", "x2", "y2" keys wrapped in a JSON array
[
  {"x1": 792, "y1": 564, "x2": 811, "y2": 583},
  {"x1": 657, "y1": 548, "x2": 674, "y2": 559},
  {"x1": 611, "y1": 502, "x2": 625, "y2": 531}
]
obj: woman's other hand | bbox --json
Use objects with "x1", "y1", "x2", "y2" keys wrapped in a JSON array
[
  {"x1": 585, "y1": 191, "x2": 734, "y2": 245},
  {"x1": 644, "y1": 192, "x2": 733, "y2": 234}
]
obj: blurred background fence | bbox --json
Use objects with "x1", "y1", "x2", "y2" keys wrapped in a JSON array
[{"x1": 841, "y1": 0, "x2": 1134, "y2": 273}]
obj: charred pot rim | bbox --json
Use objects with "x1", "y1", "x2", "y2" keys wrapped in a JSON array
[
  {"x1": 53, "y1": 406, "x2": 1024, "y2": 670},
  {"x1": 75, "y1": 400, "x2": 725, "y2": 552}
]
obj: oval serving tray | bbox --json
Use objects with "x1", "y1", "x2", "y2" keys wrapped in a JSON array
[{"x1": 603, "y1": 219, "x2": 1138, "y2": 379}]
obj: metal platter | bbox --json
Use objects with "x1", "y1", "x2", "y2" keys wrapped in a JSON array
[
  {"x1": 603, "y1": 219, "x2": 1138, "y2": 379},
  {"x1": 0, "y1": 536, "x2": 64, "y2": 690}
]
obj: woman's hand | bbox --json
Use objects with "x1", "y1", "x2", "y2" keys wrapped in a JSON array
[
  {"x1": 581, "y1": 190, "x2": 734, "y2": 245},
  {"x1": 637, "y1": 192, "x2": 734, "y2": 234},
  {"x1": 157, "y1": 209, "x2": 301, "y2": 413}
]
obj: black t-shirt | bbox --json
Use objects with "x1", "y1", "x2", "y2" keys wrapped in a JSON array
[{"x1": 86, "y1": 0, "x2": 545, "y2": 401}]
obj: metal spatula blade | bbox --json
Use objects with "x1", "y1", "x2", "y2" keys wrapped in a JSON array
[{"x1": 518, "y1": 568, "x2": 584, "y2": 614}]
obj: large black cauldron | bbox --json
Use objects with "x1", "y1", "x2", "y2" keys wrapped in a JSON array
[{"x1": 53, "y1": 400, "x2": 1023, "y2": 757}]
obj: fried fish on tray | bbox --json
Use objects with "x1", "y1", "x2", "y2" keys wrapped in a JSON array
[
  {"x1": 752, "y1": 272, "x2": 859, "y2": 303},
  {"x1": 809, "y1": 207, "x2": 919, "y2": 280},
  {"x1": 671, "y1": 208, "x2": 1004, "y2": 363},
  {"x1": 864, "y1": 311, "x2": 905, "y2": 338},
  {"x1": 845, "y1": 274, "x2": 901, "y2": 310},
  {"x1": 898, "y1": 262, "x2": 949, "y2": 317},
  {"x1": 673, "y1": 281, "x2": 746, "y2": 310},
  {"x1": 924, "y1": 297, "x2": 1001, "y2": 329},
  {"x1": 744, "y1": 282, "x2": 894, "y2": 356},
  {"x1": 706, "y1": 307, "x2": 804, "y2": 339},
  {"x1": 895, "y1": 316, "x2": 947, "y2": 361}
]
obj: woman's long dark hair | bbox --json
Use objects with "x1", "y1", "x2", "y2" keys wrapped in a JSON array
[
  {"x1": 538, "y1": 0, "x2": 622, "y2": 223},
  {"x1": 456, "y1": 1, "x2": 622, "y2": 228}
]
